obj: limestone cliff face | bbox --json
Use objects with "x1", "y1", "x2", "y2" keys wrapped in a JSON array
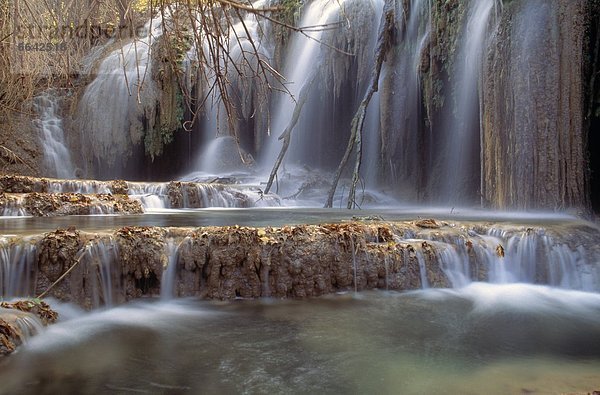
[{"x1": 481, "y1": 0, "x2": 589, "y2": 211}]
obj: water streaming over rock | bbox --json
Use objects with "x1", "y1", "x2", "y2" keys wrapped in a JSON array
[
  {"x1": 81, "y1": 237, "x2": 122, "y2": 308},
  {"x1": 439, "y1": 0, "x2": 497, "y2": 204},
  {"x1": 53, "y1": 0, "x2": 593, "y2": 211},
  {"x1": 33, "y1": 93, "x2": 75, "y2": 179},
  {"x1": 0, "y1": 237, "x2": 37, "y2": 298},
  {"x1": 76, "y1": 20, "x2": 162, "y2": 177},
  {"x1": 0, "y1": 176, "x2": 281, "y2": 216},
  {"x1": 160, "y1": 238, "x2": 180, "y2": 299},
  {"x1": 380, "y1": 0, "x2": 430, "y2": 199},
  {"x1": 2, "y1": 220, "x2": 599, "y2": 304}
]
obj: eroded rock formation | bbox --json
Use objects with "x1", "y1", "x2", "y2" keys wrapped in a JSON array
[
  {"x1": 0, "y1": 175, "x2": 279, "y2": 213},
  {"x1": 482, "y1": 0, "x2": 590, "y2": 211},
  {"x1": 28, "y1": 222, "x2": 449, "y2": 308},
  {"x1": 2, "y1": 219, "x2": 598, "y2": 309},
  {"x1": 0, "y1": 300, "x2": 58, "y2": 356},
  {"x1": 0, "y1": 192, "x2": 143, "y2": 216}
]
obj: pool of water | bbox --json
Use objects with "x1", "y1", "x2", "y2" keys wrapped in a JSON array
[
  {"x1": 0, "y1": 207, "x2": 584, "y2": 236},
  {"x1": 2, "y1": 283, "x2": 599, "y2": 394}
]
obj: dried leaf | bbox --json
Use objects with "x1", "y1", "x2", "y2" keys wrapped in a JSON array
[{"x1": 496, "y1": 244, "x2": 505, "y2": 258}]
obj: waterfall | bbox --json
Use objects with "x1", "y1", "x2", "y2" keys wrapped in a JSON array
[
  {"x1": 77, "y1": 20, "x2": 162, "y2": 176},
  {"x1": 53, "y1": 0, "x2": 592, "y2": 212},
  {"x1": 160, "y1": 238, "x2": 180, "y2": 299},
  {"x1": 193, "y1": 0, "x2": 273, "y2": 164},
  {"x1": 0, "y1": 237, "x2": 37, "y2": 298},
  {"x1": 378, "y1": 0, "x2": 429, "y2": 200},
  {"x1": 264, "y1": 0, "x2": 383, "y2": 169},
  {"x1": 33, "y1": 93, "x2": 75, "y2": 179},
  {"x1": 264, "y1": 0, "x2": 346, "y2": 166},
  {"x1": 439, "y1": 0, "x2": 497, "y2": 204}
]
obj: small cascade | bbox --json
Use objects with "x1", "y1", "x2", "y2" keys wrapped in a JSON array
[
  {"x1": 33, "y1": 93, "x2": 75, "y2": 179},
  {"x1": 0, "y1": 221, "x2": 598, "y2": 307},
  {"x1": 413, "y1": 249, "x2": 430, "y2": 289},
  {"x1": 0, "y1": 307, "x2": 45, "y2": 341},
  {"x1": 46, "y1": 180, "x2": 112, "y2": 194},
  {"x1": 80, "y1": 237, "x2": 122, "y2": 308},
  {"x1": 408, "y1": 225, "x2": 600, "y2": 291},
  {"x1": 127, "y1": 182, "x2": 170, "y2": 209},
  {"x1": 160, "y1": 238, "x2": 180, "y2": 299},
  {"x1": 0, "y1": 176, "x2": 281, "y2": 216},
  {"x1": 0, "y1": 237, "x2": 37, "y2": 298},
  {"x1": 0, "y1": 195, "x2": 27, "y2": 217},
  {"x1": 430, "y1": 240, "x2": 471, "y2": 288},
  {"x1": 486, "y1": 227, "x2": 599, "y2": 291}
]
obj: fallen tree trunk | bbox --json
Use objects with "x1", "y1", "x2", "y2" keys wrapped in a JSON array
[
  {"x1": 264, "y1": 67, "x2": 321, "y2": 195},
  {"x1": 325, "y1": 0, "x2": 396, "y2": 208}
]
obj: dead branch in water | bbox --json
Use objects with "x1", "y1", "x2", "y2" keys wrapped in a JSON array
[
  {"x1": 325, "y1": 0, "x2": 396, "y2": 209},
  {"x1": 37, "y1": 243, "x2": 89, "y2": 299},
  {"x1": 264, "y1": 66, "x2": 320, "y2": 195}
]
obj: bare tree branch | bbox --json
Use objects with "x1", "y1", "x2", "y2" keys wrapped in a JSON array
[
  {"x1": 264, "y1": 65, "x2": 320, "y2": 194},
  {"x1": 325, "y1": 0, "x2": 396, "y2": 209}
]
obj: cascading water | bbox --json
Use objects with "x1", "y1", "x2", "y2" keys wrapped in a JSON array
[
  {"x1": 81, "y1": 237, "x2": 122, "y2": 308},
  {"x1": 439, "y1": 0, "x2": 498, "y2": 204},
  {"x1": 264, "y1": 0, "x2": 383, "y2": 169},
  {"x1": 193, "y1": 0, "x2": 272, "y2": 164},
  {"x1": 380, "y1": 0, "x2": 429, "y2": 199},
  {"x1": 77, "y1": 20, "x2": 162, "y2": 177},
  {"x1": 33, "y1": 93, "x2": 75, "y2": 179},
  {"x1": 264, "y1": 0, "x2": 347, "y2": 165},
  {"x1": 0, "y1": 176, "x2": 280, "y2": 216},
  {"x1": 0, "y1": 237, "x2": 37, "y2": 298},
  {"x1": 1, "y1": 1, "x2": 599, "y2": 392},
  {"x1": 160, "y1": 238, "x2": 180, "y2": 299},
  {"x1": 2, "y1": 218, "x2": 599, "y2": 305}
]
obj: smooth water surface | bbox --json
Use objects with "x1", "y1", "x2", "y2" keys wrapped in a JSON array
[
  {"x1": 0, "y1": 207, "x2": 583, "y2": 236},
  {"x1": 1, "y1": 284, "x2": 599, "y2": 394}
]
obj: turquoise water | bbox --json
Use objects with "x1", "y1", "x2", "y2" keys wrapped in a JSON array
[
  {"x1": 0, "y1": 207, "x2": 581, "y2": 235},
  {"x1": 1, "y1": 284, "x2": 599, "y2": 394}
]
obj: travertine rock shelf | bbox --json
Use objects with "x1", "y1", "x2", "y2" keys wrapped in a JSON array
[{"x1": 2, "y1": 220, "x2": 599, "y2": 309}]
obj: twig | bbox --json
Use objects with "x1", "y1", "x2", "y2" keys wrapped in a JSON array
[
  {"x1": 0, "y1": 144, "x2": 35, "y2": 171},
  {"x1": 37, "y1": 245, "x2": 88, "y2": 299}
]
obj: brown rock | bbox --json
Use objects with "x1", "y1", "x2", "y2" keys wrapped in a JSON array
[{"x1": 415, "y1": 219, "x2": 440, "y2": 229}]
